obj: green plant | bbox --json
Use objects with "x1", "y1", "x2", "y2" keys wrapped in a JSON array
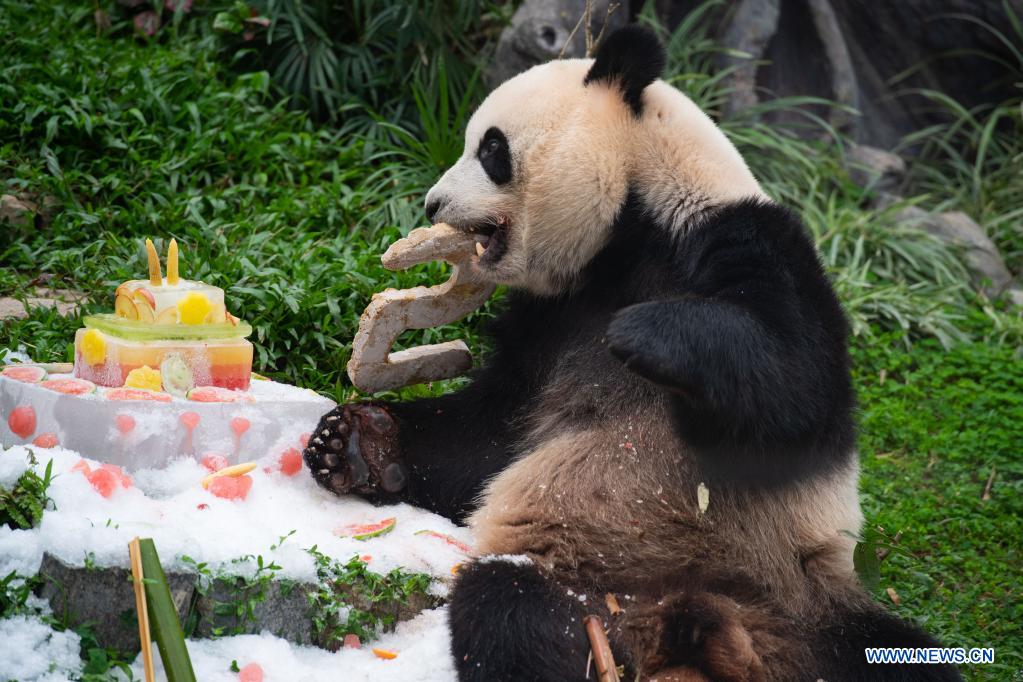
[
  {"x1": 180, "y1": 552, "x2": 281, "y2": 637},
  {"x1": 0, "y1": 457, "x2": 55, "y2": 530},
  {"x1": 305, "y1": 546, "x2": 432, "y2": 647}
]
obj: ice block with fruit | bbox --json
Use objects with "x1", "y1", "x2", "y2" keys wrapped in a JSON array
[{"x1": 74, "y1": 239, "x2": 254, "y2": 392}]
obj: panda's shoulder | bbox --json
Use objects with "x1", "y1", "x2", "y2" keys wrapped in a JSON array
[{"x1": 680, "y1": 197, "x2": 826, "y2": 280}]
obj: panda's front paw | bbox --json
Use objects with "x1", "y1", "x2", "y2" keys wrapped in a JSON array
[
  {"x1": 607, "y1": 302, "x2": 686, "y2": 391},
  {"x1": 303, "y1": 403, "x2": 407, "y2": 500}
]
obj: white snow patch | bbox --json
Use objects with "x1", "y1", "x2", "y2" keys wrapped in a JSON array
[
  {"x1": 126, "y1": 606, "x2": 456, "y2": 682},
  {"x1": 0, "y1": 615, "x2": 83, "y2": 682},
  {"x1": 0, "y1": 445, "x2": 474, "y2": 586},
  {"x1": 476, "y1": 553, "x2": 532, "y2": 566}
]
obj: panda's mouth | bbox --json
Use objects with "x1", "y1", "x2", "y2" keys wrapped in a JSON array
[{"x1": 467, "y1": 217, "x2": 509, "y2": 267}]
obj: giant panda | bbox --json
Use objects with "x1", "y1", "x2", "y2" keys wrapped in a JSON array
[{"x1": 304, "y1": 25, "x2": 961, "y2": 682}]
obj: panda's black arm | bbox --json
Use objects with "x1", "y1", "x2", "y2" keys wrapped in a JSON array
[
  {"x1": 385, "y1": 373, "x2": 527, "y2": 522},
  {"x1": 607, "y1": 199, "x2": 855, "y2": 484}
]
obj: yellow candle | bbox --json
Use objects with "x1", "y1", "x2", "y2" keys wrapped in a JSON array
[
  {"x1": 167, "y1": 238, "x2": 179, "y2": 285},
  {"x1": 145, "y1": 239, "x2": 162, "y2": 286}
]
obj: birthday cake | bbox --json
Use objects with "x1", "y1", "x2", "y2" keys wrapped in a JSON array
[
  {"x1": 1, "y1": 239, "x2": 333, "y2": 471},
  {"x1": 74, "y1": 239, "x2": 253, "y2": 392}
]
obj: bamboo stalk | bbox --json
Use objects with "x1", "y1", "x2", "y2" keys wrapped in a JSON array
[
  {"x1": 145, "y1": 239, "x2": 163, "y2": 285},
  {"x1": 138, "y1": 538, "x2": 197, "y2": 682},
  {"x1": 584, "y1": 615, "x2": 620, "y2": 682},
  {"x1": 128, "y1": 538, "x2": 155, "y2": 682}
]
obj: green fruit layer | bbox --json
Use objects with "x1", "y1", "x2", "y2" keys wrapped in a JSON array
[{"x1": 83, "y1": 314, "x2": 252, "y2": 341}]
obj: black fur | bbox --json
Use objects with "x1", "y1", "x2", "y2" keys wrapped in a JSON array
[
  {"x1": 478, "y1": 126, "x2": 512, "y2": 185},
  {"x1": 584, "y1": 24, "x2": 666, "y2": 116},
  {"x1": 449, "y1": 559, "x2": 594, "y2": 681}
]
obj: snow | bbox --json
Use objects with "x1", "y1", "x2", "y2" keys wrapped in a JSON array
[
  {"x1": 0, "y1": 614, "x2": 83, "y2": 682},
  {"x1": 0, "y1": 445, "x2": 471, "y2": 587},
  {"x1": 0, "y1": 606, "x2": 457, "y2": 682}
]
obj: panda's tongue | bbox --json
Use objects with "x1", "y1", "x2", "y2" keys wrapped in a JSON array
[{"x1": 475, "y1": 223, "x2": 508, "y2": 265}]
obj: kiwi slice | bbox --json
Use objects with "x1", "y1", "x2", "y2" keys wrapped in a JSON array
[{"x1": 83, "y1": 314, "x2": 252, "y2": 341}]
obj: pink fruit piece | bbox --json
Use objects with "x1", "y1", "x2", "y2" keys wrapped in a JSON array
[
  {"x1": 360, "y1": 554, "x2": 372, "y2": 563},
  {"x1": 186, "y1": 386, "x2": 252, "y2": 403},
  {"x1": 72, "y1": 460, "x2": 92, "y2": 475},
  {"x1": 39, "y1": 378, "x2": 96, "y2": 395},
  {"x1": 333, "y1": 518, "x2": 396, "y2": 540},
  {"x1": 116, "y1": 414, "x2": 136, "y2": 434},
  {"x1": 31, "y1": 433, "x2": 58, "y2": 448},
  {"x1": 8, "y1": 405, "x2": 36, "y2": 439},
  {"x1": 99, "y1": 463, "x2": 133, "y2": 488},
  {"x1": 106, "y1": 388, "x2": 172, "y2": 402},
  {"x1": 179, "y1": 411, "x2": 200, "y2": 430},
  {"x1": 230, "y1": 417, "x2": 250, "y2": 437},
  {"x1": 343, "y1": 634, "x2": 361, "y2": 649},
  {"x1": 279, "y1": 448, "x2": 302, "y2": 476},
  {"x1": 238, "y1": 663, "x2": 264, "y2": 682},
  {"x1": 196, "y1": 503, "x2": 209, "y2": 511},
  {"x1": 414, "y1": 530, "x2": 473, "y2": 554},
  {"x1": 299, "y1": 432, "x2": 311, "y2": 448},
  {"x1": 1, "y1": 366, "x2": 47, "y2": 383},
  {"x1": 209, "y1": 474, "x2": 253, "y2": 501},
  {"x1": 201, "y1": 454, "x2": 229, "y2": 472},
  {"x1": 86, "y1": 468, "x2": 118, "y2": 498}
]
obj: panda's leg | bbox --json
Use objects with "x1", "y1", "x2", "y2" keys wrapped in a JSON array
[{"x1": 449, "y1": 558, "x2": 606, "y2": 682}]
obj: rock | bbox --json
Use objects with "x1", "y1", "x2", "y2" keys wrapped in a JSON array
[
  {"x1": 846, "y1": 145, "x2": 905, "y2": 193},
  {"x1": 1005, "y1": 288, "x2": 1023, "y2": 308},
  {"x1": 37, "y1": 553, "x2": 193, "y2": 654},
  {"x1": 0, "y1": 194, "x2": 36, "y2": 229},
  {"x1": 891, "y1": 205, "x2": 1012, "y2": 295},
  {"x1": 193, "y1": 577, "x2": 318, "y2": 645},
  {"x1": 488, "y1": 0, "x2": 628, "y2": 86},
  {"x1": 0, "y1": 288, "x2": 84, "y2": 320},
  {"x1": 35, "y1": 553, "x2": 442, "y2": 652}
]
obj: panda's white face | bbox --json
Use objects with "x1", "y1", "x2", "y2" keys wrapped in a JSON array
[{"x1": 424, "y1": 47, "x2": 764, "y2": 295}]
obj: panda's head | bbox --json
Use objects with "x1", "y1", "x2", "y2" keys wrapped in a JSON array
[{"x1": 424, "y1": 25, "x2": 764, "y2": 295}]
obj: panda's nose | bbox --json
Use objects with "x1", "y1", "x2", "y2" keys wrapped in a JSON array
[{"x1": 425, "y1": 198, "x2": 442, "y2": 224}]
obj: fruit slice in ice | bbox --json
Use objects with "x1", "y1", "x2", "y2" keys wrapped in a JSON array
[
  {"x1": 84, "y1": 313, "x2": 251, "y2": 340},
  {"x1": 115, "y1": 294, "x2": 139, "y2": 320},
  {"x1": 177, "y1": 291, "x2": 213, "y2": 325},
  {"x1": 186, "y1": 386, "x2": 252, "y2": 403},
  {"x1": 209, "y1": 474, "x2": 253, "y2": 500},
  {"x1": 124, "y1": 366, "x2": 162, "y2": 392},
  {"x1": 32, "y1": 433, "x2": 58, "y2": 448},
  {"x1": 40, "y1": 378, "x2": 97, "y2": 395},
  {"x1": 8, "y1": 406, "x2": 36, "y2": 438},
  {"x1": 105, "y1": 387, "x2": 173, "y2": 402},
  {"x1": 1, "y1": 366, "x2": 47, "y2": 383},
  {"x1": 333, "y1": 517, "x2": 396, "y2": 540},
  {"x1": 155, "y1": 306, "x2": 179, "y2": 325},
  {"x1": 160, "y1": 353, "x2": 194, "y2": 397},
  {"x1": 414, "y1": 529, "x2": 472, "y2": 554},
  {"x1": 80, "y1": 329, "x2": 107, "y2": 365},
  {"x1": 205, "y1": 302, "x2": 228, "y2": 324}
]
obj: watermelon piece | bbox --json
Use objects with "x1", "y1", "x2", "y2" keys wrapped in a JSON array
[
  {"x1": 31, "y1": 433, "x2": 58, "y2": 449},
  {"x1": 99, "y1": 463, "x2": 133, "y2": 488},
  {"x1": 105, "y1": 387, "x2": 172, "y2": 402},
  {"x1": 39, "y1": 378, "x2": 97, "y2": 395},
  {"x1": 238, "y1": 663, "x2": 263, "y2": 682},
  {"x1": 343, "y1": 634, "x2": 361, "y2": 649},
  {"x1": 179, "y1": 411, "x2": 200, "y2": 430},
  {"x1": 115, "y1": 414, "x2": 136, "y2": 434},
  {"x1": 85, "y1": 468, "x2": 118, "y2": 498},
  {"x1": 278, "y1": 448, "x2": 303, "y2": 476},
  {"x1": 201, "y1": 453, "x2": 229, "y2": 473},
  {"x1": 414, "y1": 529, "x2": 473, "y2": 554},
  {"x1": 230, "y1": 416, "x2": 250, "y2": 436},
  {"x1": 333, "y1": 517, "x2": 396, "y2": 541},
  {"x1": 209, "y1": 474, "x2": 253, "y2": 501},
  {"x1": 1, "y1": 365, "x2": 47, "y2": 383},
  {"x1": 186, "y1": 386, "x2": 253, "y2": 403},
  {"x1": 8, "y1": 405, "x2": 36, "y2": 439},
  {"x1": 72, "y1": 460, "x2": 92, "y2": 474}
]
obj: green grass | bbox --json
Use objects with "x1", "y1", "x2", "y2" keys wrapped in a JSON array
[{"x1": 853, "y1": 328, "x2": 1023, "y2": 679}]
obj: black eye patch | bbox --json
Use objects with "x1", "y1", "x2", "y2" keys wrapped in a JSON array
[{"x1": 477, "y1": 127, "x2": 512, "y2": 185}]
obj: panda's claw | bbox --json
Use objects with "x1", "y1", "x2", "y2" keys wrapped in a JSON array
[{"x1": 303, "y1": 403, "x2": 404, "y2": 499}]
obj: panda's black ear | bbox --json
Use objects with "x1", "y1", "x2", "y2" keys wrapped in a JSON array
[{"x1": 583, "y1": 25, "x2": 665, "y2": 116}]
